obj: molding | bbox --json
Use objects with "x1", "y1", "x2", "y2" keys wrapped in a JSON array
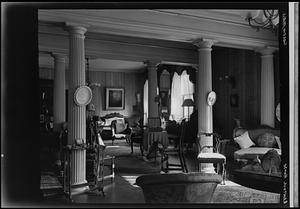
[
  {"x1": 39, "y1": 10, "x2": 278, "y2": 49},
  {"x1": 39, "y1": 33, "x2": 198, "y2": 64}
]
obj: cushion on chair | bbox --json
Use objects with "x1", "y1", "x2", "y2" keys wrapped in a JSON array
[
  {"x1": 256, "y1": 132, "x2": 277, "y2": 148},
  {"x1": 197, "y1": 153, "x2": 226, "y2": 163},
  {"x1": 115, "y1": 122, "x2": 127, "y2": 133},
  {"x1": 234, "y1": 131, "x2": 255, "y2": 149}
]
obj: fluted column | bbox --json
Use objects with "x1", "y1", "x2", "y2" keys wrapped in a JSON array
[
  {"x1": 65, "y1": 24, "x2": 89, "y2": 194},
  {"x1": 145, "y1": 60, "x2": 159, "y2": 118},
  {"x1": 259, "y1": 48, "x2": 276, "y2": 128},
  {"x1": 51, "y1": 53, "x2": 66, "y2": 132},
  {"x1": 193, "y1": 39, "x2": 216, "y2": 173}
]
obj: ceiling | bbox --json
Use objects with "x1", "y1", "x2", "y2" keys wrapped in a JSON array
[{"x1": 38, "y1": 9, "x2": 279, "y2": 73}]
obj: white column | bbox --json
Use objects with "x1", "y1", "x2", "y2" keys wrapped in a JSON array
[
  {"x1": 145, "y1": 60, "x2": 159, "y2": 118},
  {"x1": 259, "y1": 48, "x2": 276, "y2": 128},
  {"x1": 51, "y1": 53, "x2": 66, "y2": 132},
  {"x1": 193, "y1": 39, "x2": 216, "y2": 173},
  {"x1": 65, "y1": 24, "x2": 89, "y2": 194}
]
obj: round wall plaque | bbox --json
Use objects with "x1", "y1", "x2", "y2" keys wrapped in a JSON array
[
  {"x1": 207, "y1": 91, "x2": 217, "y2": 106},
  {"x1": 74, "y1": 86, "x2": 92, "y2": 106}
]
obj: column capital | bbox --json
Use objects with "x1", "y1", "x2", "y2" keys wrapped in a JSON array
[
  {"x1": 256, "y1": 46, "x2": 278, "y2": 56},
  {"x1": 51, "y1": 53, "x2": 66, "y2": 62},
  {"x1": 65, "y1": 22, "x2": 88, "y2": 36},
  {"x1": 192, "y1": 38, "x2": 217, "y2": 50},
  {"x1": 144, "y1": 60, "x2": 161, "y2": 69}
]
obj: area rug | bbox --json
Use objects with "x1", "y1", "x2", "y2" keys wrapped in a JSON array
[
  {"x1": 104, "y1": 140, "x2": 161, "y2": 174},
  {"x1": 40, "y1": 171, "x2": 63, "y2": 198},
  {"x1": 212, "y1": 184, "x2": 280, "y2": 203}
]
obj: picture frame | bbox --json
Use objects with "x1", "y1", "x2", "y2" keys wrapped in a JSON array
[
  {"x1": 105, "y1": 88, "x2": 125, "y2": 110},
  {"x1": 159, "y1": 90, "x2": 169, "y2": 107}
]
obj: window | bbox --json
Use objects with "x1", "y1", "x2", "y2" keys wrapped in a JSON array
[{"x1": 170, "y1": 70, "x2": 194, "y2": 122}]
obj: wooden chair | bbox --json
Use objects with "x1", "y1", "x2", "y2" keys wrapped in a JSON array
[
  {"x1": 145, "y1": 117, "x2": 162, "y2": 161},
  {"x1": 197, "y1": 132, "x2": 226, "y2": 185},
  {"x1": 111, "y1": 119, "x2": 132, "y2": 145},
  {"x1": 130, "y1": 124, "x2": 145, "y2": 156},
  {"x1": 161, "y1": 120, "x2": 188, "y2": 173},
  {"x1": 89, "y1": 133, "x2": 115, "y2": 196}
]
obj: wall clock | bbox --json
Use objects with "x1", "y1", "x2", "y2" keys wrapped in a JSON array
[
  {"x1": 74, "y1": 85, "x2": 92, "y2": 106},
  {"x1": 207, "y1": 91, "x2": 217, "y2": 106}
]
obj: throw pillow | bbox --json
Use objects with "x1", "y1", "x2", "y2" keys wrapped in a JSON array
[
  {"x1": 274, "y1": 136, "x2": 282, "y2": 149},
  {"x1": 234, "y1": 131, "x2": 255, "y2": 149},
  {"x1": 257, "y1": 133, "x2": 277, "y2": 148},
  {"x1": 115, "y1": 123, "x2": 127, "y2": 133}
]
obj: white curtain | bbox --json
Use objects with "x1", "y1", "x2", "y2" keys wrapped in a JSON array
[
  {"x1": 143, "y1": 80, "x2": 148, "y2": 125},
  {"x1": 170, "y1": 70, "x2": 194, "y2": 122}
]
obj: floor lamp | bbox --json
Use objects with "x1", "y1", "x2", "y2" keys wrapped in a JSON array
[{"x1": 182, "y1": 99, "x2": 194, "y2": 121}]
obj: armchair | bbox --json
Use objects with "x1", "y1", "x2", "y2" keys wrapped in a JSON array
[
  {"x1": 136, "y1": 172, "x2": 222, "y2": 203},
  {"x1": 111, "y1": 119, "x2": 132, "y2": 145}
]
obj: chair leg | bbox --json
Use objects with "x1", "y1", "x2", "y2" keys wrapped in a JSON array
[
  {"x1": 130, "y1": 140, "x2": 134, "y2": 154},
  {"x1": 178, "y1": 150, "x2": 185, "y2": 173},
  {"x1": 182, "y1": 152, "x2": 188, "y2": 173},
  {"x1": 221, "y1": 162, "x2": 226, "y2": 185},
  {"x1": 140, "y1": 143, "x2": 144, "y2": 156},
  {"x1": 111, "y1": 157, "x2": 115, "y2": 182}
]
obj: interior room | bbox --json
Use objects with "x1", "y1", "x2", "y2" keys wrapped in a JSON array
[{"x1": 2, "y1": 2, "x2": 298, "y2": 207}]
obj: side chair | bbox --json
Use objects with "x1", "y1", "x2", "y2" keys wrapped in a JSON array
[
  {"x1": 197, "y1": 132, "x2": 226, "y2": 185},
  {"x1": 161, "y1": 119, "x2": 188, "y2": 173}
]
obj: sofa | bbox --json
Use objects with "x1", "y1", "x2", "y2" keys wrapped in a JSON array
[{"x1": 231, "y1": 125, "x2": 281, "y2": 175}]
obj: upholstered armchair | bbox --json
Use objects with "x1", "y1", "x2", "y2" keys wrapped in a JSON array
[
  {"x1": 136, "y1": 172, "x2": 222, "y2": 203},
  {"x1": 111, "y1": 119, "x2": 132, "y2": 145}
]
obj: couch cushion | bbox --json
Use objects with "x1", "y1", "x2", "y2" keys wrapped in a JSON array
[
  {"x1": 104, "y1": 117, "x2": 124, "y2": 126},
  {"x1": 115, "y1": 122, "x2": 127, "y2": 133},
  {"x1": 257, "y1": 132, "x2": 277, "y2": 148},
  {"x1": 234, "y1": 131, "x2": 255, "y2": 149},
  {"x1": 234, "y1": 147, "x2": 281, "y2": 161}
]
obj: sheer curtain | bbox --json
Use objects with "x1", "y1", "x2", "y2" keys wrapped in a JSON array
[
  {"x1": 143, "y1": 80, "x2": 148, "y2": 125},
  {"x1": 170, "y1": 70, "x2": 194, "y2": 122}
]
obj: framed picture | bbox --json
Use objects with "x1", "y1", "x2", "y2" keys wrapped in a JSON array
[
  {"x1": 106, "y1": 88, "x2": 125, "y2": 110},
  {"x1": 159, "y1": 90, "x2": 169, "y2": 107}
]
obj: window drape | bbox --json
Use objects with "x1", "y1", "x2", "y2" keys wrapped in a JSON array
[
  {"x1": 143, "y1": 80, "x2": 148, "y2": 125},
  {"x1": 170, "y1": 70, "x2": 194, "y2": 122}
]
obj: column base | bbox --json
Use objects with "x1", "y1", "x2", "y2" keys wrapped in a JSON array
[
  {"x1": 200, "y1": 163, "x2": 216, "y2": 173},
  {"x1": 70, "y1": 181, "x2": 90, "y2": 196}
]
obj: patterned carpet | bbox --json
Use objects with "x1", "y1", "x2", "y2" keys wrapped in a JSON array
[
  {"x1": 213, "y1": 184, "x2": 280, "y2": 203},
  {"x1": 39, "y1": 139, "x2": 281, "y2": 204},
  {"x1": 40, "y1": 171, "x2": 63, "y2": 198},
  {"x1": 106, "y1": 139, "x2": 281, "y2": 204}
]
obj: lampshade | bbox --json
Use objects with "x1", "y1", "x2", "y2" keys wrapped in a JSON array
[{"x1": 182, "y1": 99, "x2": 194, "y2": 107}]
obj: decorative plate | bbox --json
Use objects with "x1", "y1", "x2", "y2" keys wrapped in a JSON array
[
  {"x1": 207, "y1": 91, "x2": 217, "y2": 106},
  {"x1": 74, "y1": 86, "x2": 92, "y2": 106}
]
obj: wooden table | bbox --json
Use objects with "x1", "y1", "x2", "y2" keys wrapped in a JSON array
[{"x1": 143, "y1": 131, "x2": 169, "y2": 159}]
